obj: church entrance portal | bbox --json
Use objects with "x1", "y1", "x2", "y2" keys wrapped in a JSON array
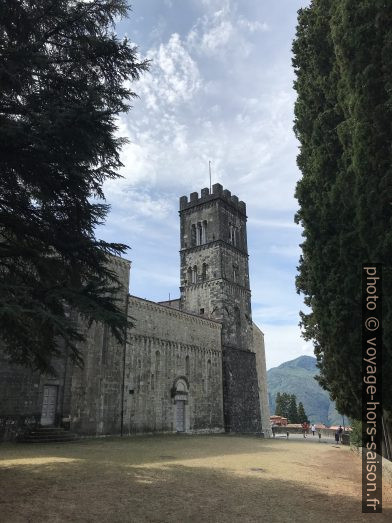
[
  {"x1": 40, "y1": 385, "x2": 57, "y2": 426},
  {"x1": 176, "y1": 400, "x2": 185, "y2": 432},
  {"x1": 172, "y1": 376, "x2": 189, "y2": 433}
]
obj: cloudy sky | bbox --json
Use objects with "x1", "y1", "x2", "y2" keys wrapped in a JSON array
[{"x1": 100, "y1": 0, "x2": 312, "y2": 369}]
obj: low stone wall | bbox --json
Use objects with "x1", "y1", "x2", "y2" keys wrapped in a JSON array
[
  {"x1": 272, "y1": 426, "x2": 348, "y2": 438},
  {"x1": 0, "y1": 414, "x2": 41, "y2": 441}
]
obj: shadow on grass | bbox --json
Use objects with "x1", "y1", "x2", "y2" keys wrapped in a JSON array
[
  {"x1": 0, "y1": 433, "x2": 283, "y2": 466},
  {"x1": 0, "y1": 458, "x2": 390, "y2": 522}
]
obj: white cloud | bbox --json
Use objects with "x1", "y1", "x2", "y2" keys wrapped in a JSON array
[
  {"x1": 138, "y1": 33, "x2": 201, "y2": 109},
  {"x1": 200, "y1": 19, "x2": 234, "y2": 53},
  {"x1": 187, "y1": 4, "x2": 264, "y2": 59},
  {"x1": 238, "y1": 18, "x2": 269, "y2": 33}
]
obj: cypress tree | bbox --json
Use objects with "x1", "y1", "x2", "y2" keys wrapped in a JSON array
[
  {"x1": 298, "y1": 402, "x2": 308, "y2": 424},
  {"x1": 275, "y1": 392, "x2": 292, "y2": 419},
  {"x1": 293, "y1": 1, "x2": 392, "y2": 424},
  {"x1": 288, "y1": 395, "x2": 299, "y2": 424},
  {"x1": 275, "y1": 392, "x2": 283, "y2": 417}
]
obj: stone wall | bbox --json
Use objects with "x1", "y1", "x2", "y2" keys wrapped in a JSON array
[
  {"x1": 0, "y1": 255, "x2": 131, "y2": 440},
  {"x1": 222, "y1": 347, "x2": 262, "y2": 433},
  {"x1": 69, "y1": 256, "x2": 130, "y2": 436},
  {"x1": 0, "y1": 360, "x2": 45, "y2": 440},
  {"x1": 122, "y1": 296, "x2": 224, "y2": 434},
  {"x1": 252, "y1": 323, "x2": 271, "y2": 437},
  {"x1": 0, "y1": 339, "x2": 74, "y2": 440}
]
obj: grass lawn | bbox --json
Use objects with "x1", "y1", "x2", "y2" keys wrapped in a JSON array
[{"x1": 0, "y1": 434, "x2": 391, "y2": 522}]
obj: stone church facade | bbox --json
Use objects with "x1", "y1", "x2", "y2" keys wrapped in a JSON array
[{"x1": 0, "y1": 184, "x2": 270, "y2": 440}]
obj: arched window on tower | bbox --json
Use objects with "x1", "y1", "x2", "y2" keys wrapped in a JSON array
[
  {"x1": 202, "y1": 220, "x2": 207, "y2": 244},
  {"x1": 185, "y1": 355, "x2": 190, "y2": 377},
  {"x1": 192, "y1": 265, "x2": 197, "y2": 284},
  {"x1": 229, "y1": 223, "x2": 236, "y2": 245},
  {"x1": 191, "y1": 224, "x2": 196, "y2": 246},
  {"x1": 196, "y1": 222, "x2": 202, "y2": 246},
  {"x1": 187, "y1": 267, "x2": 192, "y2": 284},
  {"x1": 202, "y1": 263, "x2": 207, "y2": 281}
]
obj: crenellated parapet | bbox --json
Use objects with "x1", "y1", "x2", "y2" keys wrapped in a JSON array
[{"x1": 180, "y1": 183, "x2": 246, "y2": 216}]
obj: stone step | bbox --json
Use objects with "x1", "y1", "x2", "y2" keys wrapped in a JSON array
[
  {"x1": 23, "y1": 432, "x2": 73, "y2": 439},
  {"x1": 33, "y1": 426, "x2": 67, "y2": 431},
  {"x1": 17, "y1": 426, "x2": 78, "y2": 443},
  {"x1": 18, "y1": 436, "x2": 78, "y2": 443},
  {"x1": 28, "y1": 429, "x2": 67, "y2": 436}
]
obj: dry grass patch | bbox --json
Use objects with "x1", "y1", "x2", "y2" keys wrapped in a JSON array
[{"x1": 0, "y1": 434, "x2": 391, "y2": 522}]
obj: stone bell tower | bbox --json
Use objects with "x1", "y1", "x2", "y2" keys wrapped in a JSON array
[{"x1": 179, "y1": 183, "x2": 262, "y2": 433}]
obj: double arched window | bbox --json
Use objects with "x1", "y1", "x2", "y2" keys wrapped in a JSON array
[
  {"x1": 187, "y1": 264, "x2": 208, "y2": 284},
  {"x1": 229, "y1": 223, "x2": 237, "y2": 246},
  {"x1": 191, "y1": 221, "x2": 208, "y2": 246},
  {"x1": 187, "y1": 266, "x2": 197, "y2": 284}
]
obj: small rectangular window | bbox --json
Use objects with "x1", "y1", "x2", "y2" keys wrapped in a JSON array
[{"x1": 200, "y1": 308, "x2": 204, "y2": 315}]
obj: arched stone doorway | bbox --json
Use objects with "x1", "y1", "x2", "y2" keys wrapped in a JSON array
[{"x1": 172, "y1": 377, "x2": 189, "y2": 433}]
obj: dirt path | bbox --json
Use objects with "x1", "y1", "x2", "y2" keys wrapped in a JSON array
[{"x1": 0, "y1": 434, "x2": 391, "y2": 522}]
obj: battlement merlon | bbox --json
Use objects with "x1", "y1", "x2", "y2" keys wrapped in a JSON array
[{"x1": 179, "y1": 183, "x2": 247, "y2": 216}]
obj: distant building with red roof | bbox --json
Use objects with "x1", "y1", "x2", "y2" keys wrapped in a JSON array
[{"x1": 270, "y1": 415, "x2": 288, "y2": 426}]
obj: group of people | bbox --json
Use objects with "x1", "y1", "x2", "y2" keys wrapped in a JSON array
[
  {"x1": 272, "y1": 423, "x2": 345, "y2": 442},
  {"x1": 302, "y1": 422, "x2": 318, "y2": 438},
  {"x1": 303, "y1": 423, "x2": 344, "y2": 443}
]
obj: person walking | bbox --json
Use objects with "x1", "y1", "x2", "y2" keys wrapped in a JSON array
[
  {"x1": 311, "y1": 424, "x2": 316, "y2": 436},
  {"x1": 338, "y1": 425, "x2": 343, "y2": 442},
  {"x1": 335, "y1": 429, "x2": 340, "y2": 444}
]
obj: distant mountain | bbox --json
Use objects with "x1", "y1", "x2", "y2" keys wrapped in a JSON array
[{"x1": 267, "y1": 355, "x2": 346, "y2": 426}]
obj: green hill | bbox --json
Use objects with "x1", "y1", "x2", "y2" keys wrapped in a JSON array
[{"x1": 267, "y1": 355, "x2": 346, "y2": 426}]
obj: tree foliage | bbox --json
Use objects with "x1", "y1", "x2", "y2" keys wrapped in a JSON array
[
  {"x1": 275, "y1": 392, "x2": 307, "y2": 424},
  {"x1": 297, "y1": 402, "x2": 308, "y2": 424},
  {"x1": 275, "y1": 392, "x2": 285, "y2": 417},
  {"x1": 293, "y1": 0, "x2": 392, "y2": 420},
  {"x1": 287, "y1": 394, "x2": 299, "y2": 423},
  {"x1": 0, "y1": 1, "x2": 149, "y2": 372}
]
